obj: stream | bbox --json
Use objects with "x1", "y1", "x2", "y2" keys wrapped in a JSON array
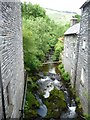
[{"x1": 35, "y1": 63, "x2": 79, "y2": 120}]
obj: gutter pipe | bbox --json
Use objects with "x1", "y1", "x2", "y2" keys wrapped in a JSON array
[{"x1": 0, "y1": 53, "x2": 6, "y2": 120}]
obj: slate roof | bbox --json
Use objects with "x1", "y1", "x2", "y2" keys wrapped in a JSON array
[
  {"x1": 80, "y1": 0, "x2": 90, "y2": 8},
  {"x1": 64, "y1": 23, "x2": 80, "y2": 36}
]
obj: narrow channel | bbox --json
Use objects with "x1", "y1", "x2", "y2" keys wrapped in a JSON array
[
  {"x1": 35, "y1": 60, "x2": 80, "y2": 120},
  {"x1": 26, "y1": 50, "x2": 85, "y2": 120}
]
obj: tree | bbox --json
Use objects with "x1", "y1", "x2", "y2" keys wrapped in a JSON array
[
  {"x1": 22, "y1": 2, "x2": 46, "y2": 19},
  {"x1": 22, "y1": 2, "x2": 70, "y2": 72},
  {"x1": 74, "y1": 14, "x2": 81, "y2": 22}
]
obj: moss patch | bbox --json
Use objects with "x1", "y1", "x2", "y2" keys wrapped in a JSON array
[
  {"x1": 58, "y1": 63, "x2": 70, "y2": 82},
  {"x1": 44, "y1": 88, "x2": 67, "y2": 119},
  {"x1": 24, "y1": 77, "x2": 40, "y2": 118}
]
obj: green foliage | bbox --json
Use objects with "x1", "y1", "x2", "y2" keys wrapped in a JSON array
[
  {"x1": 58, "y1": 63, "x2": 70, "y2": 82},
  {"x1": 26, "y1": 91, "x2": 39, "y2": 109},
  {"x1": 22, "y1": 2, "x2": 75, "y2": 119},
  {"x1": 62, "y1": 72, "x2": 70, "y2": 82},
  {"x1": 60, "y1": 68, "x2": 65, "y2": 74},
  {"x1": 74, "y1": 14, "x2": 81, "y2": 22},
  {"x1": 58, "y1": 63, "x2": 64, "y2": 69},
  {"x1": 75, "y1": 96, "x2": 83, "y2": 115},
  {"x1": 23, "y1": 17, "x2": 50, "y2": 72},
  {"x1": 22, "y1": 2, "x2": 69, "y2": 72},
  {"x1": 22, "y1": 2, "x2": 46, "y2": 19},
  {"x1": 27, "y1": 78, "x2": 39, "y2": 92},
  {"x1": 24, "y1": 78, "x2": 39, "y2": 117},
  {"x1": 75, "y1": 97, "x2": 80, "y2": 104},
  {"x1": 53, "y1": 39, "x2": 64, "y2": 61},
  {"x1": 71, "y1": 88, "x2": 76, "y2": 97},
  {"x1": 24, "y1": 91, "x2": 39, "y2": 117},
  {"x1": 22, "y1": 3, "x2": 70, "y2": 118},
  {"x1": 84, "y1": 114, "x2": 90, "y2": 120},
  {"x1": 44, "y1": 88, "x2": 67, "y2": 118}
]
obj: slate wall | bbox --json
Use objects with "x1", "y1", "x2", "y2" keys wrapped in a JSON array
[
  {"x1": 0, "y1": 0, "x2": 24, "y2": 118},
  {"x1": 76, "y1": 4, "x2": 90, "y2": 114},
  {"x1": 63, "y1": 35, "x2": 77, "y2": 86}
]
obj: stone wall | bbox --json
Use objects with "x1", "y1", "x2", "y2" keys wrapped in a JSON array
[
  {"x1": 0, "y1": 1, "x2": 3, "y2": 119},
  {"x1": 0, "y1": 0, "x2": 24, "y2": 119},
  {"x1": 76, "y1": 4, "x2": 90, "y2": 114},
  {"x1": 63, "y1": 1, "x2": 90, "y2": 115},
  {"x1": 88, "y1": 3, "x2": 90, "y2": 114},
  {"x1": 63, "y1": 35, "x2": 77, "y2": 86}
]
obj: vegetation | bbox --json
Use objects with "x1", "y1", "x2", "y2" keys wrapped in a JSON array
[
  {"x1": 58, "y1": 62, "x2": 84, "y2": 119},
  {"x1": 53, "y1": 38, "x2": 64, "y2": 61},
  {"x1": 24, "y1": 78, "x2": 39, "y2": 118},
  {"x1": 22, "y1": 2, "x2": 46, "y2": 19},
  {"x1": 22, "y1": 2, "x2": 70, "y2": 118},
  {"x1": 44, "y1": 88, "x2": 67, "y2": 119},
  {"x1": 74, "y1": 14, "x2": 81, "y2": 22},
  {"x1": 20, "y1": 1, "x2": 86, "y2": 120},
  {"x1": 45, "y1": 8, "x2": 76, "y2": 25},
  {"x1": 22, "y1": 2, "x2": 70, "y2": 73},
  {"x1": 84, "y1": 114, "x2": 90, "y2": 120},
  {"x1": 58, "y1": 63, "x2": 70, "y2": 82}
]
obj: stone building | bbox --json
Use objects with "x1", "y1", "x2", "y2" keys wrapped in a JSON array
[
  {"x1": 63, "y1": 0, "x2": 90, "y2": 114},
  {"x1": 75, "y1": 0, "x2": 90, "y2": 114},
  {"x1": 63, "y1": 21, "x2": 80, "y2": 86},
  {"x1": 0, "y1": 0, "x2": 24, "y2": 119}
]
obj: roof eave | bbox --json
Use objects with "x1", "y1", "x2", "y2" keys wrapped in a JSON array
[
  {"x1": 64, "y1": 33, "x2": 78, "y2": 36},
  {"x1": 80, "y1": 0, "x2": 90, "y2": 9}
]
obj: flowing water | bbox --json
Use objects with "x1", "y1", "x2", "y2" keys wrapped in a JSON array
[
  {"x1": 35, "y1": 62, "x2": 80, "y2": 120},
  {"x1": 32, "y1": 50, "x2": 85, "y2": 120}
]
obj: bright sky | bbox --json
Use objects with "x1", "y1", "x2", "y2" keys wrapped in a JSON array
[{"x1": 21, "y1": 0, "x2": 86, "y2": 14}]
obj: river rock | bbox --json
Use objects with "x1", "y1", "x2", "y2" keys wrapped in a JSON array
[{"x1": 37, "y1": 105, "x2": 47, "y2": 117}]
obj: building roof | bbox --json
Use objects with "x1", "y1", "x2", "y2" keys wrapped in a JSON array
[
  {"x1": 80, "y1": 0, "x2": 90, "y2": 8},
  {"x1": 64, "y1": 23, "x2": 80, "y2": 36}
]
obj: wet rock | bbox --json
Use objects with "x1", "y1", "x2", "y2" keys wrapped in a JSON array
[
  {"x1": 60, "y1": 106, "x2": 77, "y2": 120},
  {"x1": 47, "y1": 72, "x2": 55, "y2": 76},
  {"x1": 38, "y1": 72, "x2": 44, "y2": 78},
  {"x1": 44, "y1": 88, "x2": 67, "y2": 119},
  {"x1": 54, "y1": 74, "x2": 61, "y2": 81},
  {"x1": 60, "y1": 86, "x2": 66, "y2": 91},
  {"x1": 47, "y1": 73, "x2": 61, "y2": 81},
  {"x1": 37, "y1": 104, "x2": 47, "y2": 117}
]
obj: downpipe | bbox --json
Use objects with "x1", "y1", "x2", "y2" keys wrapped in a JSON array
[
  {"x1": 19, "y1": 70, "x2": 28, "y2": 120},
  {"x1": 0, "y1": 54, "x2": 6, "y2": 120}
]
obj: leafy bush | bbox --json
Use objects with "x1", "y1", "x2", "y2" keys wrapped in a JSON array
[
  {"x1": 74, "y1": 14, "x2": 81, "y2": 22},
  {"x1": 75, "y1": 97, "x2": 80, "y2": 104},
  {"x1": 22, "y1": 2, "x2": 46, "y2": 19},
  {"x1": 22, "y1": 2, "x2": 71, "y2": 118},
  {"x1": 58, "y1": 63, "x2": 64, "y2": 70},
  {"x1": 24, "y1": 78, "x2": 40, "y2": 117},
  {"x1": 62, "y1": 72, "x2": 69, "y2": 77},
  {"x1": 24, "y1": 91, "x2": 39, "y2": 117},
  {"x1": 62, "y1": 72, "x2": 70, "y2": 82},
  {"x1": 53, "y1": 39, "x2": 64, "y2": 61},
  {"x1": 58, "y1": 63, "x2": 70, "y2": 82},
  {"x1": 22, "y1": 3, "x2": 69, "y2": 72},
  {"x1": 60, "y1": 68, "x2": 65, "y2": 74},
  {"x1": 84, "y1": 114, "x2": 90, "y2": 120}
]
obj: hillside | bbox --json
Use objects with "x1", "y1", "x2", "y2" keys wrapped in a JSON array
[{"x1": 45, "y1": 8, "x2": 77, "y2": 25}]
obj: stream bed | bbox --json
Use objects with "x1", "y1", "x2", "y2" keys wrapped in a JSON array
[{"x1": 34, "y1": 63, "x2": 82, "y2": 120}]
